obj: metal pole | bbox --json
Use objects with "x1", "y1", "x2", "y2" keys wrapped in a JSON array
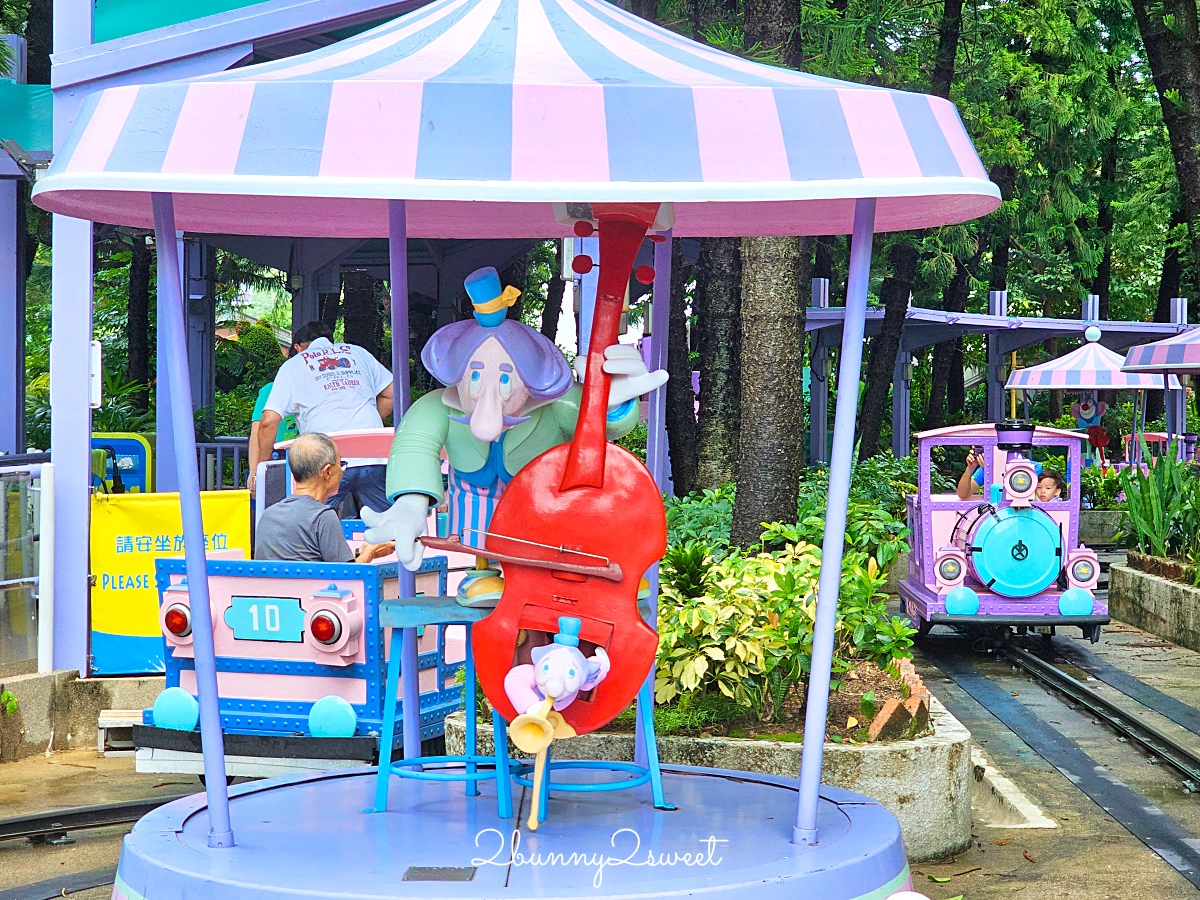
[
  {"x1": 809, "y1": 279, "x2": 830, "y2": 465},
  {"x1": 635, "y1": 230, "x2": 672, "y2": 769},
  {"x1": 36, "y1": 463, "x2": 54, "y2": 673},
  {"x1": 151, "y1": 193, "x2": 234, "y2": 848},
  {"x1": 0, "y1": 178, "x2": 22, "y2": 455},
  {"x1": 794, "y1": 198, "x2": 875, "y2": 844},
  {"x1": 388, "y1": 200, "x2": 421, "y2": 760}
]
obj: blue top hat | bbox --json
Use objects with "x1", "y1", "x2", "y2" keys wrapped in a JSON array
[
  {"x1": 553, "y1": 617, "x2": 582, "y2": 647},
  {"x1": 464, "y1": 266, "x2": 520, "y2": 328}
]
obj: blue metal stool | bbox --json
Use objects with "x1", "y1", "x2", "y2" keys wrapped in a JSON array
[
  {"x1": 513, "y1": 680, "x2": 675, "y2": 826},
  {"x1": 372, "y1": 596, "x2": 514, "y2": 818}
]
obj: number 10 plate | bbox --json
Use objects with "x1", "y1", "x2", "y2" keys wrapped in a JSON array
[{"x1": 224, "y1": 596, "x2": 305, "y2": 642}]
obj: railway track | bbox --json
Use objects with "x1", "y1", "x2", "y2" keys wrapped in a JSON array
[{"x1": 927, "y1": 633, "x2": 1200, "y2": 889}]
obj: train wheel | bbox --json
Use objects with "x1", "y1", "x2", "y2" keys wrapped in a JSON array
[{"x1": 913, "y1": 616, "x2": 934, "y2": 644}]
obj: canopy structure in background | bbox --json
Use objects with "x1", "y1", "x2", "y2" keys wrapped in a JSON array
[
  {"x1": 1123, "y1": 327, "x2": 1200, "y2": 374},
  {"x1": 1007, "y1": 330, "x2": 1181, "y2": 392}
]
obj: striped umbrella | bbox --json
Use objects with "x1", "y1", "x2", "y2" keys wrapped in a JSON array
[
  {"x1": 33, "y1": 0, "x2": 998, "y2": 237},
  {"x1": 1007, "y1": 334, "x2": 1180, "y2": 391},
  {"x1": 1123, "y1": 327, "x2": 1200, "y2": 373}
]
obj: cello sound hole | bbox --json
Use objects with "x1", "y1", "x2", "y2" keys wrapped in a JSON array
[{"x1": 508, "y1": 630, "x2": 602, "y2": 705}]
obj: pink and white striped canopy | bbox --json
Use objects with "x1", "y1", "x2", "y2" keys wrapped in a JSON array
[
  {"x1": 1123, "y1": 327, "x2": 1200, "y2": 373},
  {"x1": 1007, "y1": 339, "x2": 1180, "y2": 391},
  {"x1": 33, "y1": 0, "x2": 999, "y2": 238}
]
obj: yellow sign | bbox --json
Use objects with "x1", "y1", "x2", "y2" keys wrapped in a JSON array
[{"x1": 89, "y1": 491, "x2": 251, "y2": 674}]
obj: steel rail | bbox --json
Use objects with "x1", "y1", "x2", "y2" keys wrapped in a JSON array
[
  {"x1": 0, "y1": 795, "x2": 187, "y2": 842},
  {"x1": 1002, "y1": 643, "x2": 1200, "y2": 785}
]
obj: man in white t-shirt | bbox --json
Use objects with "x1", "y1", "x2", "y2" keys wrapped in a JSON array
[{"x1": 257, "y1": 322, "x2": 395, "y2": 514}]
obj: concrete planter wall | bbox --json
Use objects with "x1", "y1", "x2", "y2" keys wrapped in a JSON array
[
  {"x1": 446, "y1": 696, "x2": 972, "y2": 862},
  {"x1": 1079, "y1": 510, "x2": 1124, "y2": 546},
  {"x1": 884, "y1": 549, "x2": 910, "y2": 595},
  {"x1": 1110, "y1": 564, "x2": 1200, "y2": 653}
]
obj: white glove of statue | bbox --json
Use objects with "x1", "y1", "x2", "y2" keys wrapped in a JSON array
[
  {"x1": 573, "y1": 344, "x2": 669, "y2": 409},
  {"x1": 361, "y1": 493, "x2": 430, "y2": 573}
]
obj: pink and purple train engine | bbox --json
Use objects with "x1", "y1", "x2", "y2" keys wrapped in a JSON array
[{"x1": 900, "y1": 423, "x2": 1108, "y2": 642}]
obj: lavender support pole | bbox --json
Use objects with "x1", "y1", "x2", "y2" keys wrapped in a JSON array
[
  {"x1": 794, "y1": 198, "x2": 876, "y2": 845},
  {"x1": 634, "y1": 230, "x2": 672, "y2": 769},
  {"x1": 151, "y1": 193, "x2": 233, "y2": 848},
  {"x1": 388, "y1": 200, "x2": 421, "y2": 760}
]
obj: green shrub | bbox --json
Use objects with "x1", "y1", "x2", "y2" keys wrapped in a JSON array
[
  {"x1": 1118, "y1": 439, "x2": 1200, "y2": 559},
  {"x1": 665, "y1": 485, "x2": 734, "y2": 551},
  {"x1": 1080, "y1": 465, "x2": 1123, "y2": 510},
  {"x1": 655, "y1": 535, "x2": 915, "y2": 723}
]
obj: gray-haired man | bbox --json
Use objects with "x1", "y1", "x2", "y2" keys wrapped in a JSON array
[{"x1": 255, "y1": 433, "x2": 394, "y2": 563}]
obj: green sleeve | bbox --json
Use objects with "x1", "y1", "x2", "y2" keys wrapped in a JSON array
[
  {"x1": 251, "y1": 383, "x2": 272, "y2": 424},
  {"x1": 385, "y1": 390, "x2": 452, "y2": 503},
  {"x1": 550, "y1": 383, "x2": 640, "y2": 441}
]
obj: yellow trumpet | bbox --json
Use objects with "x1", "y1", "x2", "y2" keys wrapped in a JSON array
[{"x1": 509, "y1": 697, "x2": 556, "y2": 755}]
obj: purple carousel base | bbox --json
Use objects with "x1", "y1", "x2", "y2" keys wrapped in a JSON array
[{"x1": 111, "y1": 766, "x2": 911, "y2": 900}]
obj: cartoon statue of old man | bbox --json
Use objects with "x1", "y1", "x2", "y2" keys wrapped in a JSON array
[{"x1": 361, "y1": 266, "x2": 667, "y2": 581}]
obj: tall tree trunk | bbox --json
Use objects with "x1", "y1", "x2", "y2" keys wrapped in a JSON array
[
  {"x1": 858, "y1": 242, "x2": 919, "y2": 458},
  {"x1": 127, "y1": 237, "x2": 152, "y2": 412},
  {"x1": 694, "y1": 238, "x2": 742, "y2": 489},
  {"x1": 925, "y1": 259, "x2": 971, "y2": 430},
  {"x1": 930, "y1": 0, "x2": 963, "y2": 99},
  {"x1": 1130, "y1": 0, "x2": 1200, "y2": 292},
  {"x1": 731, "y1": 237, "x2": 805, "y2": 546},
  {"x1": 1091, "y1": 137, "x2": 1118, "y2": 319},
  {"x1": 665, "y1": 239, "x2": 699, "y2": 497},
  {"x1": 629, "y1": 0, "x2": 657, "y2": 21},
  {"x1": 540, "y1": 260, "x2": 566, "y2": 342},
  {"x1": 744, "y1": 0, "x2": 802, "y2": 66},
  {"x1": 1145, "y1": 210, "x2": 1186, "y2": 422},
  {"x1": 342, "y1": 270, "x2": 378, "y2": 358},
  {"x1": 947, "y1": 342, "x2": 965, "y2": 417}
]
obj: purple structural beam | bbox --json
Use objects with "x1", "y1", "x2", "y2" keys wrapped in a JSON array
[
  {"x1": 795, "y1": 198, "x2": 876, "y2": 844},
  {"x1": 152, "y1": 192, "x2": 234, "y2": 847},
  {"x1": 633, "y1": 230, "x2": 672, "y2": 769},
  {"x1": 0, "y1": 178, "x2": 22, "y2": 455},
  {"x1": 48, "y1": 0, "x2": 93, "y2": 675},
  {"x1": 388, "y1": 200, "x2": 423, "y2": 762}
]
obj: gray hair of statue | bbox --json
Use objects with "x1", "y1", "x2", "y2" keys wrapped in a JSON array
[{"x1": 288, "y1": 433, "x2": 340, "y2": 484}]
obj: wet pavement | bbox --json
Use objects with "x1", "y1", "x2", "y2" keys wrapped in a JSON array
[{"x1": 0, "y1": 750, "x2": 195, "y2": 897}]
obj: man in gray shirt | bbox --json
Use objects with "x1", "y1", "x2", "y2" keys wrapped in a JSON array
[{"x1": 255, "y1": 433, "x2": 394, "y2": 563}]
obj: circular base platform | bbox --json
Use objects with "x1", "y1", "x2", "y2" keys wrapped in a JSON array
[{"x1": 113, "y1": 766, "x2": 911, "y2": 900}]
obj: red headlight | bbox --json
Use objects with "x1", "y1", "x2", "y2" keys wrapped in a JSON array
[
  {"x1": 164, "y1": 604, "x2": 191, "y2": 637},
  {"x1": 310, "y1": 612, "x2": 341, "y2": 645}
]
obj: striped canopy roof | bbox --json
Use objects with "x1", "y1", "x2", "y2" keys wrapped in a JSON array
[
  {"x1": 1123, "y1": 327, "x2": 1200, "y2": 373},
  {"x1": 1007, "y1": 338, "x2": 1180, "y2": 391},
  {"x1": 33, "y1": 0, "x2": 999, "y2": 238}
]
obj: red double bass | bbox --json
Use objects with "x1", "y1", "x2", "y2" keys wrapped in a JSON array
[{"x1": 466, "y1": 203, "x2": 667, "y2": 735}]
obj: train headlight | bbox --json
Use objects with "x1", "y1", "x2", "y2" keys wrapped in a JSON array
[
  {"x1": 310, "y1": 611, "x2": 342, "y2": 645},
  {"x1": 163, "y1": 603, "x2": 192, "y2": 638},
  {"x1": 937, "y1": 556, "x2": 963, "y2": 582},
  {"x1": 1007, "y1": 469, "x2": 1034, "y2": 494},
  {"x1": 1071, "y1": 558, "x2": 1096, "y2": 585}
]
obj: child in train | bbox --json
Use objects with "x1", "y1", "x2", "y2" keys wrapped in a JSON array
[{"x1": 1036, "y1": 470, "x2": 1065, "y2": 502}]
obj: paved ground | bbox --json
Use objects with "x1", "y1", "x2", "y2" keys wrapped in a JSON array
[
  {"x1": 0, "y1": 750, "x2": 194, "y2": 898},
  {"x1": 916, "y1": 618, "x2": 1200, "y2": 900}
]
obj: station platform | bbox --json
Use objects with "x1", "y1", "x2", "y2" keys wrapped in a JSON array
[{"x1": 110, "y1": 765, "x2": 912, "y2": 900}]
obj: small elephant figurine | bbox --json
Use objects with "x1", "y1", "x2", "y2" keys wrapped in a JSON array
[{"x1": 504, "y1": 617, "x2": 611, "y2": 715}]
